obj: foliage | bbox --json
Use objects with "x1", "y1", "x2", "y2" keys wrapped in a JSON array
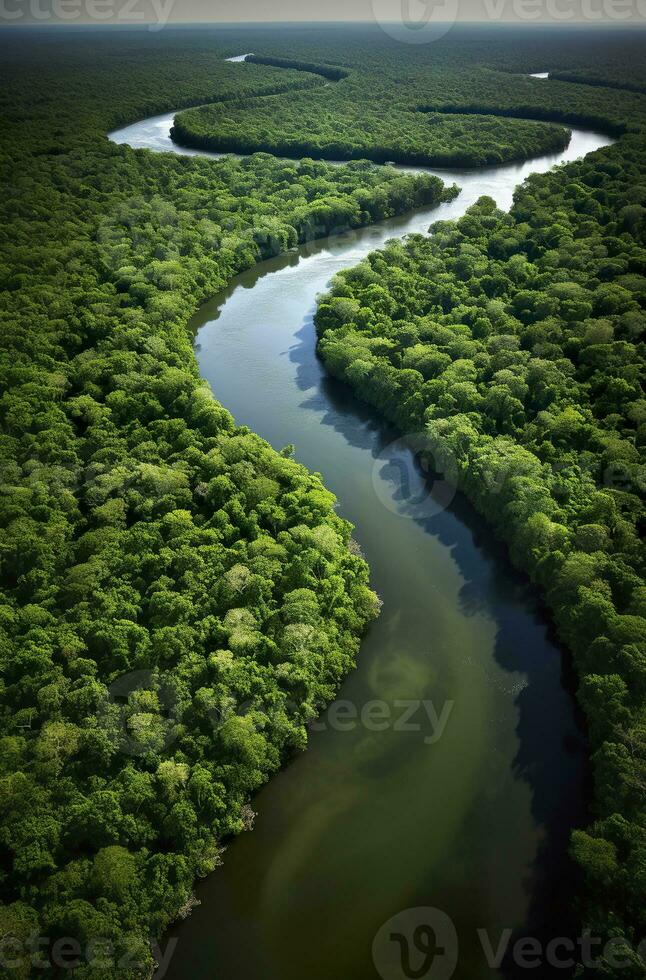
[
  {"x1": 172, "y1": 27, "x2": 646, "y2": 166},
  {"x1": 0, "y1": 27, "x2": 454, "y2": 976},
  {"x1": 174, "y1": 96, "x2": 572, "y2": 168},
  {"x1": 316, "y1": 132, "x2": 646, "y2": 975},
  {"x1": 2, "y1": 22, "x2": 646, "y2": 976}
]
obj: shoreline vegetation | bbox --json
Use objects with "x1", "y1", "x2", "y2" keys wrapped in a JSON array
[
  {"x1": 170, "y1": 111, "x2": 574, "y2": 169},
  {"x1": 169, "y1": 44, "x2": 645, "y2": 168},
  {"x1": 315, "y1": 131, "x2": 646, "y2": 977},
  {"x1": 0, "y1": 24, "x2": 644, "y2": 979},
  {"x1": 0, "y1": 30, "x2": 457, "y2": 979},
  {"x1": 170, "y1": 77, "x2": 578, "y2": 169}
]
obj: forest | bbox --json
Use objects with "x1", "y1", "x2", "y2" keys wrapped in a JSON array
[
  {"x1": 0, "y1": 29, "x2": 454, "y2": 978},
  {"x1": 316, "y1": 132, "x2": 646, "y2": 977},
  {"x1": 0, "y1": 21, "x2": 645, "y2": 979},
  {"x1": 173, "y1": 93, "x2": 573, "y2": 168},
  {"x1": 171, "y1": 32, "x2": 646, "y2": 166}
]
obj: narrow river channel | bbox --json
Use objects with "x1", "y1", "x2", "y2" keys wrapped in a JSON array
[{"x1": 109, "y1": 100, "x2": 613, "y2": 979}]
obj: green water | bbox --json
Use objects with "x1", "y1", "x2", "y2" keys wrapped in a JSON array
[{"x1": 108, "y1": 114, "x2": 612, "y2": 979}]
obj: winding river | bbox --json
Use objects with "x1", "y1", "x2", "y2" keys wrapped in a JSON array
[{"x1": 109, "y1": 95, "x2": 613, "y2": 979}]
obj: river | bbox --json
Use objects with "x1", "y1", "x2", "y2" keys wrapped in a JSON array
[{"x1": 109, "y1": 99, "x2": 613, "y2": 979}]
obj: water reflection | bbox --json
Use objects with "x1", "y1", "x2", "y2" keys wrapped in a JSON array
[{"x1": 107, "y1": 113, "x2": 611, "y2": 980}]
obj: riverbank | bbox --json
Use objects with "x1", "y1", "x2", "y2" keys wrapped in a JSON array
[{"x1": 109, "y1": 98, "x2": 614, "y2": 980}]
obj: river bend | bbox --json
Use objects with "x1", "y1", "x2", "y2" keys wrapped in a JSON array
[{"x1": 109, "y1": 97, "x2": 613, "y2": 979}]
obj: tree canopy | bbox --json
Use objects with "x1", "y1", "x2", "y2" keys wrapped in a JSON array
[
  {"x1": 1, "y1": 22, "x2": 645, "y2": 978},
  {"x1": 316, "y1": 131, "x2": 646, "y2": 976}
]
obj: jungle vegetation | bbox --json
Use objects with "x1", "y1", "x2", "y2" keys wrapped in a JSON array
[
  {"x1": 316, "y1": 132, "x2": 646, "y2": 977},
  {"x1": 0, "y1": 27, "x2": 453, "y2": 978},
  {"x1": 0, "y1": 22, "x2": 645, "y2": 979},
  {"x1": 173, "y1": 95, "x2": 574, "y2": 168},
  {"x1": 172, "y1": 29, "x2": 646, "y2": 166}
]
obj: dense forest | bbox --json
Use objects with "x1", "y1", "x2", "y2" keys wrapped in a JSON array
[
  {"x1": 0, "y1": 28, "x2": 454, "y2": 978},
  {"x1": 316, "y1": 132, "x2": 646, "y2": 976},
  {"x1": 1, "y1": 22, "x2": 645, "y2": 979},
  {"x1": 173, "y1": 90, "x2": 573, "y2": 167},
  {"x1": 172, "y1": 33, "x2": 646, "y2": 166}
]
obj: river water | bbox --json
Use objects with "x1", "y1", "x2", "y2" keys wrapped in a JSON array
[{"x1": 109, "y1": 104, "x2": 613, "y2": 979}]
